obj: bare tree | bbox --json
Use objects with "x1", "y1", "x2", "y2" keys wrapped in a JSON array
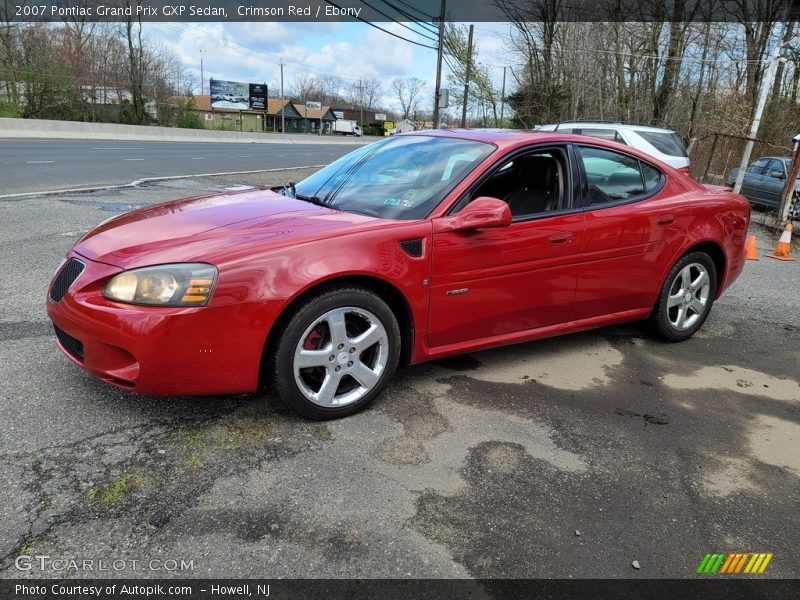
[
  {"x1": 344, "y1": 76, "x2": 381, "y2": 110},
  {"x1": 391, "y1": 76, "x2": 426, "y2": 120},
  {"x1": 120, "y1": 1, "x2": 148, "y2": 124}
]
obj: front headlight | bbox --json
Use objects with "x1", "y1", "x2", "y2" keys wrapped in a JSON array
[{"x1": 103, "y1": 263, "x2": 218, "y2": 307}]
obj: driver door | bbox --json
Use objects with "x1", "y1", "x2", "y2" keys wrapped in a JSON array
[{"x1": 428, "y1": 145, "x2": 585, "y2": 349}]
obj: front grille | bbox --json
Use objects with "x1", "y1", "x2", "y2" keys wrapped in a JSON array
[
  {"x1": 54, "y1": 325, "x2": 84, "y2": 362},
  {"x1": 49, "y1": 258, "x2": 85, "y2": 302}
]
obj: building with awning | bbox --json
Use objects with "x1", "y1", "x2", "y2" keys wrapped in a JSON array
[
  {"x1": 186, "y1": 95, "x2": 307, "y2": 133},
  {"x1": 292, "y1": 103, "x2": 338, "y2": 134}
]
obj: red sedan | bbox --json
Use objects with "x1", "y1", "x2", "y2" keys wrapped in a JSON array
[{"x1": 47, "y1": 130, "x2": 749, "y2": 419}]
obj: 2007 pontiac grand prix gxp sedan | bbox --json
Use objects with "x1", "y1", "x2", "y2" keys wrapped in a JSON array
[{"x1": 47, "y1": 130, "x2": 749, "y2": 419}]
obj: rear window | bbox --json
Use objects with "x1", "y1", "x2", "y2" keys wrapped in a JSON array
[{"x1": 634, "y1": 130, "x2": 688, "y2": 157}]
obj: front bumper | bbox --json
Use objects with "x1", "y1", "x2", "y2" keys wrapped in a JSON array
[{"x1": 46, "y1": 253, "x2": 279, "y2": 396}]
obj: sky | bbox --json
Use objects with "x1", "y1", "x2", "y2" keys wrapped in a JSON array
[{"x1": 146, "y1": 20, "x2": 513, "y2": 113}]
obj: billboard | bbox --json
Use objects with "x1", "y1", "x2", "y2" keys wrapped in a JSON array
[
  {"x1": 249, "y1": 83, "x2": 268, "y2": 110},
  {"x1": 375, "y1": 113, "x2": 387, "y2": 121},
  {"x1": 210, "y1": 79, "x2": 249, "y2": 110},
  {"x1": 305, "y1": 101, "x2": 322, "y2": 110}
]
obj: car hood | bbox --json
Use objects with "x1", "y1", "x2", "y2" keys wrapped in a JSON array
[{"x1": 73, "y1": 189, "x2": 378, "y2": 268}]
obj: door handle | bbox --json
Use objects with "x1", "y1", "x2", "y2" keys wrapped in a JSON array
[
  {"x1": 548, "y1": 232, "x2": 574, "y2": 246},
  {"x1": 657, "y1": 214, "x2": 676, "y2": 226}
]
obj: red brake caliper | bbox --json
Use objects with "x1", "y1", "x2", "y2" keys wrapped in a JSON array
[{"x1": 303, "y1": 329, "x2": 323, "y2": 351}]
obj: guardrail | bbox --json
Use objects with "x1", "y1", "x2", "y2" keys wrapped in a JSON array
[{"x1": 0, "y1": 118, "x2": 369, "y2": 145}]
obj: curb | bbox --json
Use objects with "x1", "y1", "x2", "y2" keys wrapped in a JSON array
[{"x1": 0, "y1": 165, "x2": 325, "y2": 200}]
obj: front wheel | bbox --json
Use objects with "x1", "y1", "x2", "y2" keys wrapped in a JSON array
[
  {"x1": 267, "y1": 287, "x2": 401, "y2": 420},
  {"x1": 651, "y1": 252, "x2": 717, "y2": 342}
]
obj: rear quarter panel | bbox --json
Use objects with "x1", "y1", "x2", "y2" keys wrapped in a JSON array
[{"x1": 684, "y1": 187, "x2": 750, "y2": 297}]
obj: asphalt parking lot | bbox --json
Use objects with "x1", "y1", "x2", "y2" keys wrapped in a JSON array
[{"x1": 1, "y1": 171, "x2": 798, "y2": 581}]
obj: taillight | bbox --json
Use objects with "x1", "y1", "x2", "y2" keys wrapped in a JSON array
[{"x1": 677, "y1": 166, "x2": 690, "y2": 176}]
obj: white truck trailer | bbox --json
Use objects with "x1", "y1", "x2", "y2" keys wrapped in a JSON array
[{"x1": 330, "y1": 119, "x2": 362, "y2": 136}]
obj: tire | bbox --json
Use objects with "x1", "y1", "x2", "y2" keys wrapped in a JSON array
[
  {"x1": 651, "y1": 252, "x2": 717, "y2": 342},
  {"x1": 267, "y1": 287, "x2": 401, "y2": 420}
]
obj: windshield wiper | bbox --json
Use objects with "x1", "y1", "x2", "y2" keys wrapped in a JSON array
[
  {"x1": 294, "y1": 193, "x2": 327, "y2": 206},
  {"x1": 284, "y1": 180, "x2": 336, "y2": 209}
]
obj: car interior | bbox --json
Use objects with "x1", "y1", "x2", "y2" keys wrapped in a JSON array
[{"x1": 471, "y1": 150, "x2": 566, "y2": 219}]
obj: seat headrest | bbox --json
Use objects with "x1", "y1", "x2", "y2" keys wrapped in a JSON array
[
  {"x1": 516, "y1": 155, "x2": 557, "y2": 190},
  {"x1": 607, "y1": 170, "x2": 642, "y2": 188}
]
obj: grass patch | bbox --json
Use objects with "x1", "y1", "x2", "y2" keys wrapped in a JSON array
[
  {"x1": 88, "y1": 473, "x2": 149, "y2": 505},
  {"x1": 182, "y1": 451, "x2": 204, "y2": 469},
  {"x1": 183, "y1": 433, "x2": 205, "y2": 448}
]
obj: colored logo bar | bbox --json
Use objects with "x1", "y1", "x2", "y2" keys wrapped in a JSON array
[{"x1": 696, "y1": 552, "x2": 773, "y2": 574}]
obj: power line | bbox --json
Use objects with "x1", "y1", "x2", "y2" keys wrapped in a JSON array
[
  {"x1": 388, "y1": 0, "x2": 436, "y2": 21},
  {"x1": 323, "y1": 0, "x2": 437, "y2": 50},
  {"x1": 380, "y1": 0, "x2": 439, "y2": 33},
  {"x1": 358, "y1": 0, "x2": 438, "y2": 43}
]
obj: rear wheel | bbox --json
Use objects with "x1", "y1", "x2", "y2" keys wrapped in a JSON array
[
  {"x1": 267, "y1": 287, "x2": 400, "y2": 420},
  {"x1": 651, "y1": 252, "x2": 717, "y2": 342}
]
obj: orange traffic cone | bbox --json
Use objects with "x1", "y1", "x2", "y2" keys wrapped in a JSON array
[
  {"x1": 745, "y1": 234, "x2": 759, "y2": 260},
  {"x1": 765, "y1": 223, "x2": 795, "y2": 261}
]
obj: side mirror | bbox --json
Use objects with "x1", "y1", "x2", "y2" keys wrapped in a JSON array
[{"x1": 434, "y1": 197, "x2": 512, "y2": 233}]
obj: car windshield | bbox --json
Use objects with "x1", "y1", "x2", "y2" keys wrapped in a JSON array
[{"x1": 293, "y1": 135, "x2": 495, "y2": 220}]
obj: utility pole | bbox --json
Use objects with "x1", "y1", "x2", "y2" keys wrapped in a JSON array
[
  {"x1": 499, "y1": 66, "x2": 506, "y2": 127},
  {"x1": 734, "y1": 20, "x2": 788, "y2": 194},
  {"x1": 779, "y1": 134, "x2": 800, "y2": 222},
  {"x1": 358, "y1": 79, "x2": 365, "y2": 127},
  {"x1": 460, "y1": 24, "x2": 474, "y2": 129},
  {"x1": 199, "y1": 45, "x2": 212, "y2": 95},
  {"x1": 280, "y1": 60, "x2": 285, "y2": 134},
  {"x1": 432, "y1": 0, "x2": 446, "y2": 129}
]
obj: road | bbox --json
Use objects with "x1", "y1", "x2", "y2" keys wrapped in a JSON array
[
  {"x1": 0, "y1": 139, "x2": 359, "y2": 195},
  {"x1": 1, "y1": 170, "x2": 798, "y2": 585}
]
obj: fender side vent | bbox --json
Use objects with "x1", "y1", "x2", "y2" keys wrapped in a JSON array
[{"x1": 399, "y1": 239, "x2": 423, "y2": 258}]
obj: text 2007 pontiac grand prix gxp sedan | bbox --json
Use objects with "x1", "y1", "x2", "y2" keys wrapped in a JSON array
[{"x1": 47, "y1": 130, "x2": 749, "y2": 419}]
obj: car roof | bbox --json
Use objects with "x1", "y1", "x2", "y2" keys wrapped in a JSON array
[
  {"x1": 540, "y1": 122, "x2": 676, "y2": 134},
  {"x1": 404, "y1": 128, "x2": 658, "y2": 152}
]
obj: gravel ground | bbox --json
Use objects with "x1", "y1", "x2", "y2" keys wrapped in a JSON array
[{"x1": 1, "y1": 172, "x2": 798, "y2": 585}]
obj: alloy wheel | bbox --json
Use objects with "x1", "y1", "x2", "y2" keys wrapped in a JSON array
[
  {"x1": 666, "y1": 263, "x2": 711, "y2": 331},
  {"x1": 292, "y1": 306, "x2": 389, "y2": 407}
]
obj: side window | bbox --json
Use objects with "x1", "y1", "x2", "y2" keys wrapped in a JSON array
[
  {"x1": 641, "y1": 162, "x2": 664, "y2": 192},
  {"x1": 577, "y1": 146, "x2": 645, "y2": 205},
  {"x1": 765, "y1": 159, "x2": 785, "y2": 178},
  {"x1": 577, "y1": 128, "x2": 620, "y2": 142},
  {"x1": 747, "y1": 159, "x2": 769, "y2": 174},
  {"x1": 470, "y1": 148, "x2": 569, "y2": 219}
]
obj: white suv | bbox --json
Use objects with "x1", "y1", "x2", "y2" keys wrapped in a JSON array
[{"x1": 536, "y1": 122, "x2": 690, "y2": 174}]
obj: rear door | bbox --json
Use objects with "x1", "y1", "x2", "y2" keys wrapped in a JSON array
[{"x1": 571, "y1": 144, "x2": 691, "y2": 321}]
